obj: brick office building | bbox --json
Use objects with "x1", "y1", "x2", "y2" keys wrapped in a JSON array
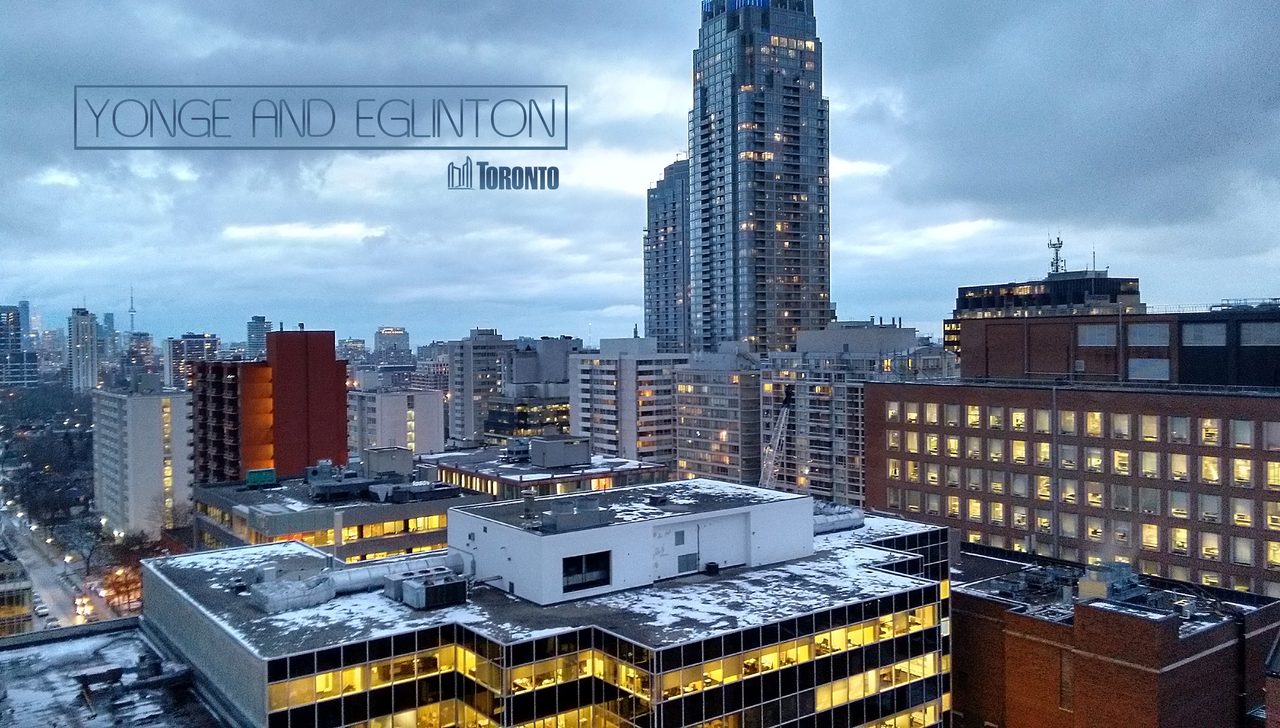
[
  {"x1": 191, "y1": 330, "x2": 348, "y2": 483},
  {"x1": 958, "y1": 305, "x2": 1280, "y2": 387},
  {"x1": 865, "y1": 379, "x2": 1280, "y2": 595},
  {"x1": 951, "y1": 544, "x2": 1280, "y2": 728}
]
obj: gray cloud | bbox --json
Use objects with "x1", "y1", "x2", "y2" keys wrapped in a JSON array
[{"x1": 2, "y1": 0, "x2": 1277, "y2": 347}]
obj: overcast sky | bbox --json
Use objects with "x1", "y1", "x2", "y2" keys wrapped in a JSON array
[{"x1": 3, "y1": 1, "x2": 1278, "y2": 347}]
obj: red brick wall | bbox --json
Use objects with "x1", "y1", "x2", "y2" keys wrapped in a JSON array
[{"x1": 266, "y1": 331, "x2": 348, "y2": 478}]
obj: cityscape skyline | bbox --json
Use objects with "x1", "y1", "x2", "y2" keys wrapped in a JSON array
[{"x1": 3, "y1": 2, "x2": 1278, "y2": 345}]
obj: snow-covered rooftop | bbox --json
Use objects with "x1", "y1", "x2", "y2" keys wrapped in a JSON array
[
  {"x1": 145, "y1": 516, "x2": 936, "y2": 659},
  {"x1": 0, "y1": 623, "x2": 218, "y2": 727},
  {"x1": 458, "y1": 479, "x2": 806, "y2": 533},
  {"x1": 420, "y1": 447, "x2": 662, "y2": 482}
]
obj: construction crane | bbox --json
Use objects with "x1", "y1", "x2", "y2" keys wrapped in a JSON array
[{"x1": 759, "y1": 384, "x2": 794, "y2": 490}]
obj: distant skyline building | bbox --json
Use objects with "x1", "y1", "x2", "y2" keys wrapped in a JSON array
[
  {"x1": 0, "y1": 305, "x2": 38, "y2": 387},
  {"x1": 246, "y1": 315, "x2": 271, "y2": 360},
  {"x1": 164, "y1": 332, "x2": 220, "y2": 389},
  {"x1": 688, "y1": 0, "x2": 832, "y2": 353},
  {"x1": 643, "y1": 158, "x2": 691, "y2": 353},
  {"x1": 374, "y1": 326, "x2": 412, "y2": 364},
  {"x1": 67, "y1": 307, "x2": 99, "y2": 392},
  {"x1": 16, "y1": 300, "x2": 32, "y2": 352}
]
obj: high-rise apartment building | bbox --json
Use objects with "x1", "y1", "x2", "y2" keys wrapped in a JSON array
[
  {"x1": 67, "y1": 307, "x2": 99, "y2": 392},
  {"x1": 246, "y1": 315, "x2": 272, "y2": 360},
  {"x1": 0, "y1": 305, "x2": 38, "y2": 387},
  {"x1": 675, "y1": 346, "x2": 762, "y2": 484},
  {"x1": 190, "y1": 330, "x2": 348, "y2": 483},
  {"x1": 93, "y1": 374, "x2": 194, "y2": 539},
  {"x1": 447, "y1": 328, "x2": 516, "y2": 448},
  {"x1": 643, "y1": 158, "x2": 691, "y2": 354},
  {"x1": 165, "y1": 332, "x2": 220, "y2": 389},
  {"x1": 348, "y1": 389, "x2": 445, "y2": 456},
  {"x1": 688, "y1": 0, "x2": 832, "y2": 353},
  {"x1": 570, "y1": 338, "x2": 689, "y2": 465},
  {"x1": 760, "y1": 321, "x2": 929, "y2": 505}
]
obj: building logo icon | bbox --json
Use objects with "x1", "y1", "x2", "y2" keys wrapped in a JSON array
[{"x1": 447, "y1": 157, "x2": 474, "y2": 190}]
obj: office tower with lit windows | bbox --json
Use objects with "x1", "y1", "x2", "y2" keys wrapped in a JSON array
[
  {"x1": 142, "y1": 481, "x2": 952, "y2": 728},
  {"x1": 643, "y1": 158, "x2": 691, "y2": 354},
  {"x1": 688, "y1": 0, "x2": 832, "y2": 353},
  {"x1": 93, "y1": 374, "x2": 193, "y2": 540},
  {"x1": 67, "y1": 307, "x2": 100, "y2": 392},
  {"x1": 247, "y1": 315, "x2": 272, "y2": 360}
]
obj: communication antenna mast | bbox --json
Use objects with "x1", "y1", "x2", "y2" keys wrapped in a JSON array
[
  {"x1": 1048, "y1": 235, "x2": 1066, "y2": 275},
  {"x1": 127, "y1": 286, "x2": 137, "y2": 333}
]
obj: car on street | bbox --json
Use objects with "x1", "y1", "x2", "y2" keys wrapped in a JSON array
[{"x1": 33, "y1": 604, "x2": 49, "y2": 617}]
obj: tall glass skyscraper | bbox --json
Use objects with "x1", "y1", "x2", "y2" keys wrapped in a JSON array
[
  {"x1": 643, "y1": 158, "x2": 691, "y2": 353},
  {"x1": 688, "y1": 0, "x2": 832, "y2": 353}
]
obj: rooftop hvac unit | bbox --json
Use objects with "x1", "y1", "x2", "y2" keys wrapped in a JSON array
[{"x1": 400, "y1": 573, "x2": 467, "y2": 610}]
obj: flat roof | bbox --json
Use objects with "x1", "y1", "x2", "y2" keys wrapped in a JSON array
[
  {"x1": 955, "y1": 546, "x2": 1274, "y2": 638},
  {"x1": 456, "y1": 479, "x2": 804, "y2": 533},
  {"x1": 193, "y1": 478, "x2": 465, "y2": 516},
  {"x1": 871, "y1": 376, "x2": 1280, "y2": 399},
  {"x1": 0, "y1": 622, "x2": 219, "y2": 726},
  {"x1": 420, "y1": 448, "x2": 663, "y2": 482},
  {"x1": 145, "y1": 521, "x2": 936, "y2": 659}
]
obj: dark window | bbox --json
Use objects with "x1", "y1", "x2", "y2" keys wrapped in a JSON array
[{"x1": 562, "y1": 550, "x2": 611, "y2": 592}]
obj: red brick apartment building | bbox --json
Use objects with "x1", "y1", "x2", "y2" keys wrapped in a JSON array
[
  {"x1": 951, "y1": 544, "x2": 1280, "y2": 728},
  {"x1": 865, "y1": 379, "x2": 1280, "y2": 596},
  {"x1": 190, "y1": 330, "x2": 347, "y2": 483}
]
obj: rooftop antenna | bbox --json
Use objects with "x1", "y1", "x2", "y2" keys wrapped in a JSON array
[
  {"x1": 1048, "y1": 235, "x2": 1066, "y2": 275},
  {"x1": 127, "y1": 286, "x2": 137, "y2": 333}
]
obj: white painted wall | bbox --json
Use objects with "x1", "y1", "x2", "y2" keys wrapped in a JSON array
[{"x1": 447, "y1": 489, "x2": 813, "y2": 605}]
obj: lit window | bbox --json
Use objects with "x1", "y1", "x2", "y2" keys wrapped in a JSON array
[
  {"x1": 1112, "y1": 450, "x2": 1131, "y2": 476},
  {"x1": 1201, "y1": 419, "x2": 1221, "y2": 446},
  {"x1": 1201, "y1": 456, "x2": 1221, "y2": 485},
  {"x1": 967, "y1": 405, "x2": 981, "y2": 428},
  {"x1": 1141, "y1": 524, "x2": 1159, "y2": 551},
  {"x1": 1201, "y1": 533, "x2": 1221, "y2": 561},
  {"x1": 1140, "y1": 415, "x2": 1159, "y2": 442},
  {"x1": 1085, "y1": 412, "x2": 1103, "y2": 438},
  {"x1": 1010, "y1": 408, "x2": 1028, "y2": 432},
  {"x1": 1233, "y1": 459, "x2": 1254, "y2": 487}
]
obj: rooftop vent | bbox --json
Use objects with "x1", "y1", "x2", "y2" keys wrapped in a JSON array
[{"x1": 541, "y1": 497, "x2": 610, "y2": 533}]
